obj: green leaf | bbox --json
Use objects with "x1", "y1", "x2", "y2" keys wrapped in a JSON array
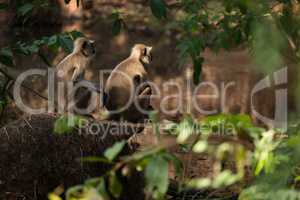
[
  {"x1": 187, "y1": 37, "x2": 203, "y2": 58},
  {"x1": 145, "y1": 156, "x2": 169, "y2": 199},
  {"x1": 28, "y1": 44, "x2": 39, "y2": 54},
  {"x1": 54, "y1": 115, "x2": 84, "y2": 135},
  {"x1": 212, "y1": 170, "x2": 240, "y2": 188},
  {"x1": 84, "y1": 177, "x2": 103, "y2": 188},
  {"x1": 193, "y1": 57, "x2": 204, "y2": 85},
  {"x1": 187, "y1": 178, "x2": 211, "y2": 189},
  {"x1": 48, "y1": 193, "x2": 62, "y2": 200},
  {"x1": 193, "y1": 140, "x2": 208, "y2": 153},
  {"x1": 150, "y1": 0, "x2": 167, "y2": 19},
  {"x1": 47, "y1": 35, "x2": 60, "y2": 52},
  {"x1": 59, "y1": 35, "x2": 74, "y2": 53},
  {"x1": 295, "y1": 176, "x2": 300, "y2": 182},
  {"x1": 54, "y1": 116, "x2": 73, "y2": 134},
  {"x1": 112, "y1": 19, "x2": 122, "y2": 36},
  {"x1": 85, "y1": 177, "x2": 110, "y2": 199},
  {"x1": 109, "y1": 172, "x2": 123, "y2": 198},
  {"x1": 0, "y1": 98, "x2": 8, "y2": 110},
  {"x1": 0, "y1": 48, "x2": 14, "y2": 66},
  {"x1": 81, "y1": 156, "x2": 111, "y2": 164},
  {"x1": 48, "y1": 35, "x2": 58, "y2": 46},
  {"x1": 149, "y1": 111, "x2": 161, "y2": 140},
  {"x1": 177, "y1": 41, "x2": 190, "y2": 67},
  {"x1": 124, "y1": 146, "x2": 163, "y2": 162},
  {"x1": 0, "y1": 3, "x2": 8, "y2": 11},
  {"x1": 254, "y1": 130, "x2": 281, "y2": 175},
  {"x1": 104, "y1": 140, "x2": 126, "y2": 161},
  {"x1": 66, "y1": 185, "x2": 84, "y2": 199},
  {"x1": 176, "y1": 116, "x2": 195, "y2": 143},
  {"x1": 69, "y1": 30, "x2": 84, "y2": 40},
  {"x1": 17, "y1": 3, "x2": 34, "y2": 16},
  {"x1": 0, "y1": 48, "x2": 13, "y2": 58},
  {"x1": 15, "y1": 42, "x2": 29, "y2": 55}
]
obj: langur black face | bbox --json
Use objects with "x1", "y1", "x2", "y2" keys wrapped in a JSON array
[
  {"x1": 140, "y1": 46, "x2": 153, "y2": 65},
  {"x1": 81, "y1": 40, "x2": 96, "y2": 57}
]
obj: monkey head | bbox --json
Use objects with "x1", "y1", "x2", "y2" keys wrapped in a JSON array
[
  {"x1": 73, "y1": 37, "x2": 96, "y2": 57},
  {"x1": 131, "y1": 44, "x2": 153, "y2": 65}
]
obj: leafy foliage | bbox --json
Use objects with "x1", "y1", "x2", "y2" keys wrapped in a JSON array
[
  {"x1": 0, "y1": 31, "x2": 83, "y2": 67},
  {"x1": 240, "y1": 134, "x2": 300, "y2": 200},
  {"x1": 50, "y1": 114, "x2": 300, "y2": 199},
  {"x1": 145, "y1": 155, "x2": 169, "y2": 199},
  {"x1": 59, "y1": 141, "x2": 182, "y2": 200},
  {"x1": 12, "y1": 0, "x2": 53, "y2": 24},
  {"x1": 172, "y1": 0, "x2": 300, "y2": 82},
  {"x1": 253, "y1": 130, "x2": 281, "y2": 175},
  {"x1": 104, "y1": 141, "x2": 126, "y2": 161}
]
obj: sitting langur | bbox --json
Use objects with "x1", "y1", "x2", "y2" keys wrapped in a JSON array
[
  {"x1": 104, "y1": 44, "x2": 153, "y2": 123},
  {"x1": 55, "y1": 37, "x2": 96, "y2": 114}
]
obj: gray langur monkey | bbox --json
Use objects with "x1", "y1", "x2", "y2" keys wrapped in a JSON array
[
  {"x1": 104, "y1": 44, "x2": 153, "y2": 123},
  {"x1": 55, "y1": 37, "x2": 96, "y2": 114}
]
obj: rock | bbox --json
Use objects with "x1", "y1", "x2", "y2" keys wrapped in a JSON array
[{"x1": 0, "y1": 114, "x2": 145, "y2": 199}]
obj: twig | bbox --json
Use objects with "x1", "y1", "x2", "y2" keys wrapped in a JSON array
[
  {"x1": 0, "y1": 68, "x2": 49, "y2": 101},
  {"x1": 23, "y1": 118, "x2": 33, "y2": 130},
  {"x1": 0, "y1": 104, "x2": 6, "y2": 124},
  {"x1": 3, "y1": 127, "x2": 9, "y2": 140}
]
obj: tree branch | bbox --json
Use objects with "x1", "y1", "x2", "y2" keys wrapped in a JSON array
[{"x1": 0, "y1": 67, "x2": 48, "y2": 101}]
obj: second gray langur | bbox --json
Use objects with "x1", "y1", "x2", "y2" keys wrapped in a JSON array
[{"x1": 104, "y1": 44, "x2": 153, "y2": 123}]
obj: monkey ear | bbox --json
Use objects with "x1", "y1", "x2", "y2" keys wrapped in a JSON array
[
  {"x1": 142, "y1": 48, "x2": 147, "y2": 56},
  {"x1": 82, "y1": 41, "x2": 88, "y2": 48}
]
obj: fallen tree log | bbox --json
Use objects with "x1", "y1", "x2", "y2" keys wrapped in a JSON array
[{"x1": 0, "y1": 114, "x2": 145, "y2": 199}]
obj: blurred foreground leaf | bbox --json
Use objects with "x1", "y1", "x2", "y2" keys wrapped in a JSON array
[
  {"x1": 104, "y1": 140, "x2": 126, "y2": 161},
  {"x1": 54, "y1": 115, "x2": 85, "y2": 135},
  {"x1": 145, "y1": 156, "x2": 169, "y2": 199},
  {"x1": 109, "y1": 172, "x2": 123, "y2": 198},
  {"x1": 112, "y1": 19, "x2": 123, "y2": 36}
]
